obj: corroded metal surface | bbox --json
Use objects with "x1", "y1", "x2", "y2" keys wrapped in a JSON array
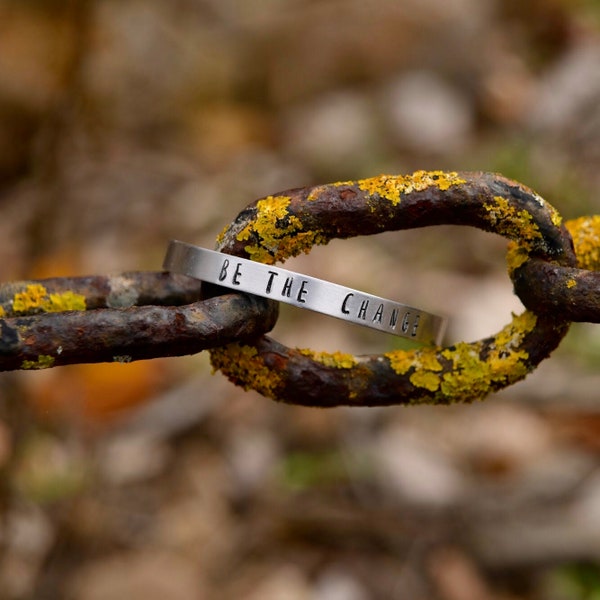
[
  {"x1": 0, "y1": 274, "x2": 278, "y2": 370},
  {"x1": 0, "y1": 272, "x2": 205, "y2": 317},
  {"x1": 211, "y1": 171, "x2": 577, "y2": 406},
  {"x1": 511, "y1": 216, "x2": 600, "y2": 322},
  {"x1": 2, "y1": 170, "x2": 599, "y2": 409}
]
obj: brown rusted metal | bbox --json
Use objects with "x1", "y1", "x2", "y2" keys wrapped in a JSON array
[
  {"x1": 512, "y1": 259, "x2": 600, "y2": 322},
  {"x1": 2, "y1": 170, "x2": 598, "y2": 408},
  {"x1": 0, "y1": 272, "x2": 205, "y2": 317},
  {"x1": 211, "y1": 171, "x2": 577, "y2": 407},
  {"x1": 511, "y1": 215, "x2": 600, "y2": 322},
  {"x1": 0, "y1": 271, "x2": 278, "y2": 370},
  {"x1": 210, "y1": 320, "x2": 569, "y2": 407},
  {"x1": 216, "y1": 171, "x2": 572, "y2": 263}
]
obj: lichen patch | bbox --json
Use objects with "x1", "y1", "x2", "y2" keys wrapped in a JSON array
[
  {"x1": 210, "y1": 342, "x2": 283, "y2": 398},
  {"x1": 567, "y1": 216, "x2": 600, "y2": 271},
  {"x1": 357, "y1": 170, "x2": 466, "y2": 206},
  {"x1": 234, "y1": 195, "x2": 328, "y2": 264},
  {"x1": 12, "y1": 284, "x2": 86, "y2": 314}
]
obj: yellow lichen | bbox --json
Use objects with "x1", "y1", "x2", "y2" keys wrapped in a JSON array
[
  {"x1": 493, "y1": 310, "x2": 537, "y2": 348},
  {"x1": 567, "y1": 216, "x2": 600, "y2": 271},
  {"x1": 212, "y1": 310, "x2": 537, "y2": 405},
  {"x1": 13, "y1": 284, "x2": 48, "y2": 312},
  {"x1": 299, "y1": 349, "x2": 357, "y2": 369},
  {"x1": 386, "y1": 349, "x2": 418, "y2": 375},
  {"x1": 386, "y1": 345, "x2": 444, "y2": 395},
  {"x1": 566, "y1": 279, "x2": 577, "y2": 289},
  {"x1": 215, "y1": 225, "x2": 227, "y2": 247},
  {"x1": 419, "y1": 351, "x2": 444, "y2": 371},
  {"x1": 484, "y1": 196, "x2": 543, "y2": 244},
  {"x1": 210, "y1": 342, "x2": 283, "y2": 398},
  {"x1": 505, "y1": 241, "x2": 529, "y2": 273},
  {"x1": 410, "y1": 370, "x2": 440, "y2": 392},
  {"x1": 549, "y1": 205, "x2": 563, "y2": 228},
  {"x1": 0, "y1": 306, "x2": 5, "y2": 318},
  {"x1": 12, "y1": 284, "x2": 86, "y2": 315},
  {"x1": 234, "y1": 195, "x2": 328, "y2": 264},
  {"x1": 44, "y1": 291, "x2": 87, "y2": 312},
  {"x1": 386, "y1": 347, "x2": 442, "y2": 376},
  {"x1": 21, "y1": 355, "x2": 55, "y2": 370},
  {"x1": 357, "y1": 171, "x2": 466, "y2": 206},
  {"x1": 438, "y1": 312, "x2": 535, "y2": 400},
  {"x1": 385, "y1": 311, "x2": 535, "y2": 402},
  {"x1": 221, "y1": 172, "x2": 466, "y2": 263},
  {"x1": 438, "y1": 342, "x2": 528, "y2": 400},
  {"x1": 210, "y1": 173, "x2": 545, "y2": 406}
]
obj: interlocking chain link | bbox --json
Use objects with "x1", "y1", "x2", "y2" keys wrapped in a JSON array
[
  {"x1": 210, "y1": 171, "x2": 580, "y2": 406},
  {"x1": 511, "y1": 216, "x2": 600, "y2": 322},
  {"x1": 0, "y1": 273, "x2": 277, "y2": 369},
  {"x1": 0, "y1": 170, "x2": 598, "y2": 408}
]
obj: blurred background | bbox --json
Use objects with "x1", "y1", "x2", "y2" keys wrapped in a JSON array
[{"x1": 1, "y1": 0, "x2": 600, "y2": 598}]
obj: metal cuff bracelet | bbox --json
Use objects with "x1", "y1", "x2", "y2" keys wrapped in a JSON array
[{"x1": 163, "y1": 240, "x2": 447, "y2": 345}]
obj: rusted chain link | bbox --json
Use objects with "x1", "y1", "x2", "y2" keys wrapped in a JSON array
[
  {"x1": 511, "y1": 216, "x2": 600, "y2": 322},
  {"x1": 0, "y1": 170, "x2": 598, "y2": 410},
  {"x1": 0, "y1": 273, "x2": 277, "y2": 370},
  {"x1": 0, "y1": 272, "x2": 205, "y2": 316},
  {"x1": 210, "y1": 171, "x2": 578, "y2": 407}
]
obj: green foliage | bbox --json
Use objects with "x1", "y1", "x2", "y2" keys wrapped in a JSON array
[
  {"x1": 473, "y1": 137, "x2": 595, "y2": 220},
  {"x1": 545, "y1": 563, "x2": 600, "y2": 600},
  {"x1": 557, "y1": 324, "x2": 600, "y2": 370},
  {"x1": 278, "y1": 449, "x2": 370, "y2": 491},
  {"x1": 14, "y1": 433, "x2": 90, "y2": 504}
]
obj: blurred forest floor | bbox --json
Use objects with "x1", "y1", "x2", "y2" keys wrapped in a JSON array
[{"x1": 1, "y1": 1, "x2": 600, "y2": 598}]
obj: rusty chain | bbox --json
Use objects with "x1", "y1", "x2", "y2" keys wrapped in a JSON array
[
  {"x1": 0, "y1": 273, "x2": 278, "y2": 369},
  {"x1": 0, "y1": 171, "x2": 598, "y2": 408}
]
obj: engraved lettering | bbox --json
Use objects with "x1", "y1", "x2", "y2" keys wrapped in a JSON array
[
  {"x1": 218, "y1": 259, "x2": 230, "y2": 282},
  {"x1": 357, "y1": 299, "x2": 369, "y2": 320},
  {"x1": 232, "y1": 263, "x2": 242, "y2": 285},
  {"x1": 297, "y1": 280, "x2": 309, "y2": 303},
  {"x1": 341, "y1": 293, "x2": 353, "y2": 314},
  {"x1": 281, "y1": 277, "x2": 293, "y2": 297},
  {"x1": 401, "y1": 312, "x2": 411, "y2": 333},
  {"x1": 389, "y1": 308, "x2": 399, "y2": 329},
  {"x1": 372, "y1": 303, "x2": 384, "y2": 323},
  {"x1": 412, "y1": 314, "x2": 420, "y2": 337},
  {"x1": 265, "y1": 271, "x2": 278, "y2": 293}
]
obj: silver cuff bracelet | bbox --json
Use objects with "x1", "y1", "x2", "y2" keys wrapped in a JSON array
[{"x1": 163, "y1": 240, "x2": 447, "y2": 345}]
